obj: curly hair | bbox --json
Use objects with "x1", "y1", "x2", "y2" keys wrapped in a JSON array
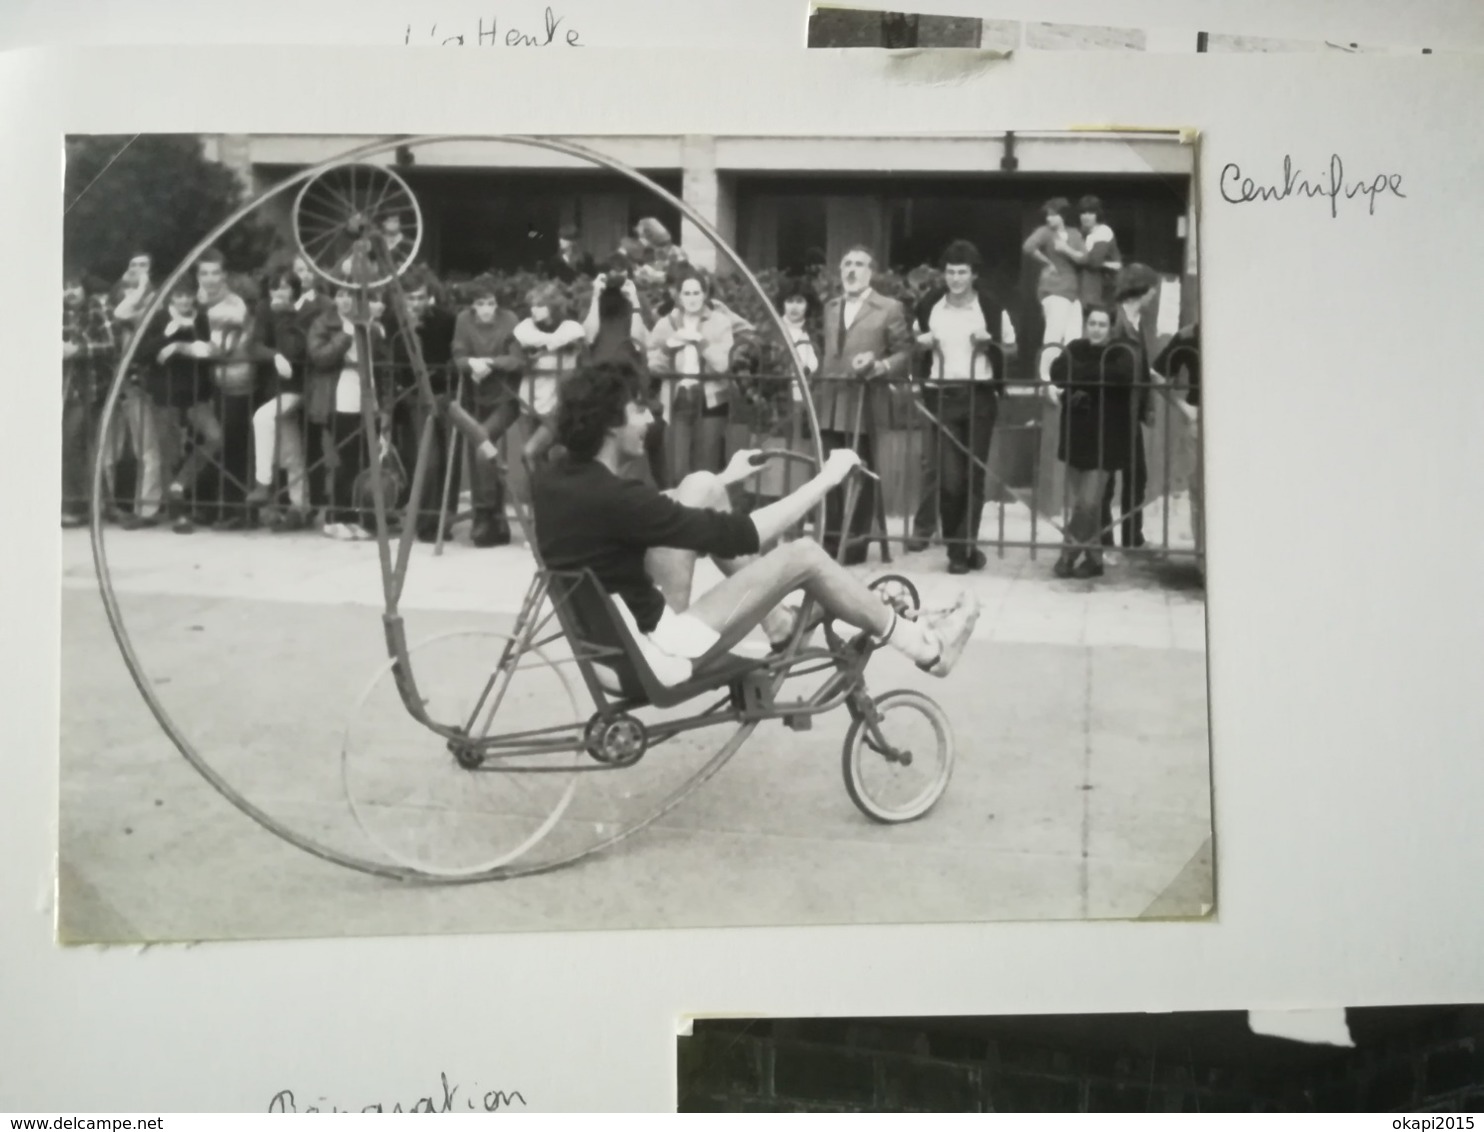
[{"x1": 555, "y1": 362, "x2": 648, "y2": 463}]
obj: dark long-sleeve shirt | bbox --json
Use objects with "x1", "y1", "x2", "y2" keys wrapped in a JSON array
[{"x1": 533, "y1": 459, "x2": 760, "y2": 633}]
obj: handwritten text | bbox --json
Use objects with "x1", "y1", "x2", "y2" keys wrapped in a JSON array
[
  {"x1": 1219, "y1": 154, "x2": 1405, "y2": 218},
  {"x1": 404, "y1": 8, "x2": 582, "y2": 48},
  {"x1": 269, "y1": 1072, "x2": 526, "y2": 1113}
]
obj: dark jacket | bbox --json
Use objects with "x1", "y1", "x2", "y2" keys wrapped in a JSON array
[
  {"x1": 911, "y1": 286, "x2": 1011, "y2": 389},
  {"x1": 250, "y1": 302, "x2": 309, "y2": 401},
  {"x1": 815, "y1": 289, "x2": 913, "y2": 436},
  {"x1": 137, "y1": 307, "x2": 213, "y2": 410},
  {"x1": 1049, "y1": 337, "x2": 1139, "y2": 472},
  {"x1": 1153, "y1": 324, "x2": 1200, "y2": 408},
  {"x1": 305, "y1": 308, "x2": 391, "y2": 423},
  {"x1": 547, "y1": 249, "x2": 596, "y2": 284},
  {"x1": 385, "y1": 305, "x2": 458, "y2": 397}
]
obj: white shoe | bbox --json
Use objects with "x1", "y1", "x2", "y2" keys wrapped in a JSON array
[
  {"x1": 916, "y1": 591, "x2": 981, "y2": 677},
  {"x1": 323, "y1": 521, "x2": 354, "y2": 540}
]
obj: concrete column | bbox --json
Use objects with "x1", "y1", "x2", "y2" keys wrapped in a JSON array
[
  {"x1": 213, "y1": 134, "x2": 256, "y2": 195},
  {"x1": 679, "y1": 135, "x2": 737, "y2": 273}
]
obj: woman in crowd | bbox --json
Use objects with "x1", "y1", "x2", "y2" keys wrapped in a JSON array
[
  {"x1": 1047, "y1": 303, "x2": 1137, "y2": 580},
  {"x1": 646, "y1": 267, "x2": 744, "y2": 479},
  {"x1": 1022, "y1": 197, "x2": 1085, "y2": 387},
  {"x1": 776, "y1": 276, "x2": 821, "y2": 406},
  {"x1": 306, "y1": 280, "x2": 389, "y2": 540},
  {"x1": 513, "y1": 281, "x2": 588, "y2": 468},
  {"x1": 244, "y1": 269, "x2": 310, "y2": 530}
]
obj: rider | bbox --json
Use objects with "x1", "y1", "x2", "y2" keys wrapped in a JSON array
[{"x1": 528, "y1": 361, "x2": 981, "y2": 688}]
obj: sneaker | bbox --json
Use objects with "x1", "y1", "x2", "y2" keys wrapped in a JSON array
[
  {"x1": 346, "y1": 524, "x2": 373, "y2": 541},
  {"x1": 1053, "y1": 553, "x2": 1077, "y2": 579},
  {"x1": 120, "y1": 512, "x2": 160, "y2": 530},
  {"x1": 60, "y1": 512, "x2": 87, "y2": 529},
  {"x1": 915, "y1": 591, "x2": 981, "y2": 678},
  {"x1": 323, "y1": 521, "x2": 354, "y2": 540}
]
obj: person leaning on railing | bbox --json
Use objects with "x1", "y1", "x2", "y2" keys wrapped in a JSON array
[
  {"x1": 1152, "y1": 321, "x2": 1202, "y2": 578},
  {"x1": 646, "y1": 267, "x2": 744, "y2": 480},
  {"x1": 382, "y1": 268, "x2": 460, "y2": 544},
  {"x1": 1048, "y1": 304, "x2": 1137, "y2": 580},
  {"x1": 60, "y1": 273, "x2": 118, "y2": 528},
  {"x1": 1099, "y1": 263, "x2": 1161, "y2": 554},
  {"x1": 243, "y1": 269, "x2": 311, "y2": 531},
  {"x1": 513, "y1": 282, "x2": 588, "y2": 470},
  {"x1": 137, "y1": 276, "x2": 218, "y2": 536},
  {"x1": 306, "y1": 278, "x2": 390, "y2": 541},
  {"x1": 907, "y1": 239, "x2": 1018, "y2": 575},
  {"x1": 451, "y1": 272, "x2": 526, "y2": 548}
]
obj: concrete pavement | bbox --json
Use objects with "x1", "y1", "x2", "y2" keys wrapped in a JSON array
[{"x1": 57, "y1": 517, "x2": 1212, "y2": 943}]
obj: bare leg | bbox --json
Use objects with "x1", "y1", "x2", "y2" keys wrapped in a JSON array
[
  {"x1": 647, "y1": 471, "x2": 797, "y2": 644},
  {"x1": 685, "y1": 538, "x2": 893, "y2": 658},
  {"x1": 646, "y1": 470, "x2": 768, "y2": 609}
]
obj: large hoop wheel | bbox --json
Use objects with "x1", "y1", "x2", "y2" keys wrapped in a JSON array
[
  {"x1": 341, "y1": 629, "x2": 585, "y2": 878},
  {"x1": 842, "y1": 689, "x2": 954, "y2": 823},
  {"x1": 293, "y1": 163, "x2": 423, "y2": 289},
  {"x1": 90, "y1": 134, "x2": 826, "y2": 886}
]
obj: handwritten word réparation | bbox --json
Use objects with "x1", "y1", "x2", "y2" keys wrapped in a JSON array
[
  {"x1": 1219, "y1": 155, "x2": 1405, "y2": 218},
  {"x1": 269, "y1": 1072, "x2": 526, "y2": 1113},
  {"x1": 404, "y1": 7, "x2": 582, "y2": 48}
]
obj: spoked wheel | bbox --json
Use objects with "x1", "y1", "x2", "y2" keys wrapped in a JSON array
[
  {"x1": 842, "y1": 688, "x2": 954, "y2": 823},
  {"x1": 293, "y1": 163, "x2": 422, "y2": 288},
  {"x1": 342, "y1": 629, "x2": 586, "y2": 878}
]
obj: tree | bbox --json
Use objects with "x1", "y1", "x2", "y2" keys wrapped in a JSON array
[{"x1": 63, "y1": 134, "x2": 280, "y2": 289}]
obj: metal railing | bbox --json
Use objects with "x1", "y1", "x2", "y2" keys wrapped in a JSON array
[{"x1": 65, "y1": 342, "x2": 1202, "y2": 570}]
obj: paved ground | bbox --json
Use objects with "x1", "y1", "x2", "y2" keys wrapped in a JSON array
[{"x1": 57, "y1": 512, "x2": 1212, "y2": 944}]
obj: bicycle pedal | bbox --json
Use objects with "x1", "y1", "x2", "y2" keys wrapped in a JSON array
[{"x1": 783, "y1": 713, "x2": 813, "y2": 732}]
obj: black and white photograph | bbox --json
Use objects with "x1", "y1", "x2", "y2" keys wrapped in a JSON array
[
  {"x1": 59, "y1": 127, "x2": 1208, "y2": 943},
  {"x1": 679, "y1": 1006, "x2": 1484, "y2": 1112}
]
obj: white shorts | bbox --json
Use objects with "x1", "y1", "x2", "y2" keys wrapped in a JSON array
[{"x1": 606, "y1": 600, "x2": 720, "y2": 689}]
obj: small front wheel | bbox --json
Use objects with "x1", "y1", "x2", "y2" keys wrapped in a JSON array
[{"x1": 841, "y1": 688, "x2": 954, "y2": 823}]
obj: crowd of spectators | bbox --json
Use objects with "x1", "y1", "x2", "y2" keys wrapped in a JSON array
[{"x1": 62, "y1": 199, "x2": 1200, "y2": 578}]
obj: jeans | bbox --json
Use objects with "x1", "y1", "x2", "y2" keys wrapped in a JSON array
[
  {"x1": 61, "y1": 399, "x2": 99, "y2": 516},
  {"x1": 922, "y1": 384, "x2": 998, "y2": 564},
  {"x1": 1100, "y1": 424, "x2": 1149, "y2": 548},
  {"x1": 102, "y1": 384, "x2": 173, "y2": 518},
  {"x1": 1062, "y1": 466, "x2": 1112, "y2": 563}
]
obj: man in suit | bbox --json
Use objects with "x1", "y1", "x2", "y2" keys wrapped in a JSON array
[{"x1": 814, "y1": 245, "x2": 912, "y2": 564}]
